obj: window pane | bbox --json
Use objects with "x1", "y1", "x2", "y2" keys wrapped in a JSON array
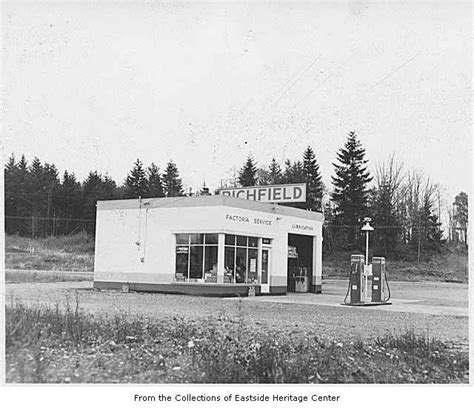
[
  {"x1": 236, "y1": 235, "x2": 247, "y2": 247},
  {"x1": 261, "y1": 249, "x2": 269, "y2": 284},
  {"x1": 204, "y1": 246, "x2": 218, "y2": 272},
  {"x1": 175, "y1": 251, "x2": 188, "y2": 281},
  {"x1": 235, "y1": 247, "x2": 247, "y2": 283},
  {"x1": 190, "y1": 246, "x2": 203, "y2": 279},
  {"x1": 262, "y1": 238, "x2": 272, "y2": 245},
  {"x1": 248, "y1": 236, "x2": 258, "y2": 247},
  {"x1": 247, "y1": 248, "x2": 258, "y2": 283},
  {"x1": 205, "y1": 234, "x2": 218, "y2": 244},
  {"x1": 224, "y1": 246, "x2": 235, "y2": 283},
  {"x1": 190, "y1": 233, "x2": 204, "y2": 244},
  {"x1": 225, "y1": 234, "x2": 235, "y2": 245},
  {"x1": 176, "y1": 234, "x2": 189, "y2": 245}
]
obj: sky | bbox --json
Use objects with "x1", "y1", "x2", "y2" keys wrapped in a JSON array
[{"x1": 1, "y1": 1, "x2": 471, "y2": 211}]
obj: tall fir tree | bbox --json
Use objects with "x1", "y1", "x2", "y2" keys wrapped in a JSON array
[
  {"x1": 57, "y1": 171, "x2": 84, "y2": 233},
  {"x1": 453, "y1": 192, "x2": 468, "y2": 245},
  {"x1": 238, "y1": 155, "x2": 258, "y2": 187},
  {"x1": 282, "y1": 159, "x2": 305, "y2": 184},
  {"x1": 162, "y1": 161, "x2": 184, "y2": 197},
  {"x1": 331, "y1": 132, "x2": 372, "y2": 242},
  {"x1": 5, "y1": 154, "x2": 36, "y2": 235},
  {"x1": 303, "y1": 146, "x2": 324, "y2": 212},
  {"x1": 268, "y1": 158, "x2": 283, "y2": 185},
  {"x1": 146, "y1": 162, "x2": 164, "y2": 198},
  {"x1": 125, "y1": 158, "x2": 148, "y2": 198},
  {"x1": 83, "y1": 171, "x2": 117, "y2": 225},
  {"x1": 4, "y1": 154, "x2": 19, "y2": 219}
]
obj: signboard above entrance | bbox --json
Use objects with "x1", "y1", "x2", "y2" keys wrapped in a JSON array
[{"x1": 219, "y1": 183, "x2": 306, "y2": 203}]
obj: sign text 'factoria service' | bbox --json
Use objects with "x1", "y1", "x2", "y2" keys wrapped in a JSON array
[{"x1": 219, "y1": 183, "x2": 306, "y2": 203}]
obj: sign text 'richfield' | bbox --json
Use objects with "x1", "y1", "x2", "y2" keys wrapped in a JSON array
[{"x1": 219, "y1": 183, "x2": 306, "y2": 203}]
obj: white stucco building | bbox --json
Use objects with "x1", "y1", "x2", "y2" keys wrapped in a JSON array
[{"x1": 94, "y1": 195, "x2": 323, "y2": 296}]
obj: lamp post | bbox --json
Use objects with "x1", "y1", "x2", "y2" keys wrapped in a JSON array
[{"x1": 361, "y1": 217, "x2": 374, "y2": 266}]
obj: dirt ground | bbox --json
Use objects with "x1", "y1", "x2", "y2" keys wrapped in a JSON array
[{"x1": 5, "y1": 278, "x2": 469, "y2": 349}]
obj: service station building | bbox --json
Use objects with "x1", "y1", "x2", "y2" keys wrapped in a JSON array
[{"x1": 93, "y1": 194, "x2": 323, "y2": 296}]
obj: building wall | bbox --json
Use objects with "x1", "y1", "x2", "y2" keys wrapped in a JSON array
[{"x1": 94, "y1": 201, "x2": 323, "y2": 294}]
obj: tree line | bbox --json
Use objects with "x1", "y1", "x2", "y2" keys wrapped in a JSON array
[
  {"x1": 5, "y1": 131, "x2": 468, "y2": 260},
  {"x1": 5, "y1": 157, "x2": 185, "y2": 236},
  {"x1": 232, "y1": 132, "x2": 468, "y2": 259}
]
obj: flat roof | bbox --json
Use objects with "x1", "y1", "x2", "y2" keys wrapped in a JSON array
[{"x1": 97, "y1": 195, "x2": 324, "y2": 222}]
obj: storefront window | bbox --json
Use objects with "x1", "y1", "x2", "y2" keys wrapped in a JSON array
[
  {"x1": 224, "y1": 246, "x2": 235, "y2": 283},
  {"x1": 248, "y1": 236, "x2": 258, "y2": 247},
  {"x1": 190, "y1": 233, "x2": 204, "y2": 244},
  {"x1": 236, "y1": 235, "x2": 247, "y2": 247},
  {"x1": 247, "y1": 248, "x2": 258, "y2": 283},
  {"x1": 205, "y1": 234, "x2": 218, "y2": 244},
  {"x1": 190, "y1": 246, "x2": 203, "y2": 278},
  {"x1": 235, "y1": 247, "x2": 247, "y2": 283},
  {"x1": 225, "y1": 234, "x2": 259, "y2": 284},
  {"x1": 175, "y1": 233, "x2": 217, "y2": 282},
  {"x1": 176, "y1": 234, "x2": 189, "y2": 245},
  {"x1": 225, "y1": 234, "x2": 235, "y2": 245}
]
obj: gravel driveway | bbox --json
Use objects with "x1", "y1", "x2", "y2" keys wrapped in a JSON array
[{"x1": 6, "y1": 278, "x2": 468, "y2": 349}]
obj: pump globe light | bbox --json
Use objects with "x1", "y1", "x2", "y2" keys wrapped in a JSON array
[
  {"x1": 361, "y1": 217, "x2": 374, "y2": 232},
  {"x1": 361, "y1": 217, "x2": 374, "y2": 267}
]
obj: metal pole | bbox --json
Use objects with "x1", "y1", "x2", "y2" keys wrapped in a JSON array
[{"x1": 365, "y1": 231, "x2": 369, "y2": 266}]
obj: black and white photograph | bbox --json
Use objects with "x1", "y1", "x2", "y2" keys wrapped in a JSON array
[{"x1": 1, "y1": 0, "x2": 472, "y2": 406}]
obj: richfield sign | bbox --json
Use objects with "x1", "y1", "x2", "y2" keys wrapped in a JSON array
[{"x1": 219, "y1": 183, "x2": 306, "y2": 203}]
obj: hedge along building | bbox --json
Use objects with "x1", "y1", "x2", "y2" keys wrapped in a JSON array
[{"x1": 93, "y1": 194, "x2": 323, "y2": 296}]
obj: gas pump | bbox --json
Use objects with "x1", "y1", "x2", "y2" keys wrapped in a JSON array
[{"x1": 343, "y1": 218, "x2": 391, "y2": 306}]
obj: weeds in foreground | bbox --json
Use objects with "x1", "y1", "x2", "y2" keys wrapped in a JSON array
[{"x1": 5, "y1": 301, "x2": 469, "y2": 384}]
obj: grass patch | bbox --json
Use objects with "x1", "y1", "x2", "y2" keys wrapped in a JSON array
[
  {"x1": 5, "y1": 270, "x2": 92, "y2": 284},
  {"x1": 323, "y1": 251, "x2": 468, "y2": 283},
  {"x1": 5, "y1": 299, "x2": 469, "y2": 384},
  {"x1": 5, "y1": 233, "x2": 94, "y2": 272}
]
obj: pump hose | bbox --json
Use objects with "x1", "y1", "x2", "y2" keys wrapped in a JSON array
[
  {"x1": 343, "y1": 262, "x2": 355, "y2": 304},
  {"x1": 383, "y1": 267, "x2": 391, "y2": 302}
]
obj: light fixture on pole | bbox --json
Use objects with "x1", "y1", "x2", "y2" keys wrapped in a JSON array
[{"x1": 361, "y1": 217, "x2": 374, "y2": 265}]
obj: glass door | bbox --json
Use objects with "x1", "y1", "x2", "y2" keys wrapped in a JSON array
[{"x1": 261, "y1": 248, "x2": 270, "y2": 293}]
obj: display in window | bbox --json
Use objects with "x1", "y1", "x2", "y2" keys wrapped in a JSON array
[
  {"x1": 204, "y1": 245, "x2": 218, "y2": 283},
  {"x1": 224, "y1": 246, "x2": 235, "y2": 283},
  {"x1": 235, "y1": 247, "x2": 247, "y2": 283}
]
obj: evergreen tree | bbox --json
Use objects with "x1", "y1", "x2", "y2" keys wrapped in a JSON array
[
  {"x1": 57, "y1": 171, "x2": 84, "y2": 234},
  {"x1": 303, "y1": 146, "x2": 324, "y2": 212},
  {"x1": 331, "y1": 132, "x2": 372, "y2": 243},
  {"x1": 146, "y1": 162, "x2": 164, "y2": 198},
  {"x1": 453, "y1": 192, "x2": 468, "y2": 245},
  {"x1": 282, "y1": 159, "x2": 305, "y2": 184},
  {"x1": 268, "y1": 158, "x2": 283, "y2": 185},
  {"x1": 4, "y1": 154, "x2": 18, "y2": 219},
  {"x1": 256, "y1": 168, "x2": 270, "y2": 185},
  {"x1": 125, "y1": 158, "x2": 148, "y2": 198},
  {"x1": 162, "y1": 161, "x2": 184, "y2": 197},
  {"x1": 280, "y1": 159, "x2": 306, "y2": 209},
  {"x1": 199, "y1": 182, "x2": 211, "y2": 195},
  {"x1": 42, "y1": 162, "x2": 61, "y2": 222},
  {"x1": 238, "y1": 155, "x2": 258, "y2": 187},
  {"x1": 5, "y1": 154, "x2": 31, "y2": 235},
  {"x1": 83, "y1": 171, "x2": 117, "y2": 225}
]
